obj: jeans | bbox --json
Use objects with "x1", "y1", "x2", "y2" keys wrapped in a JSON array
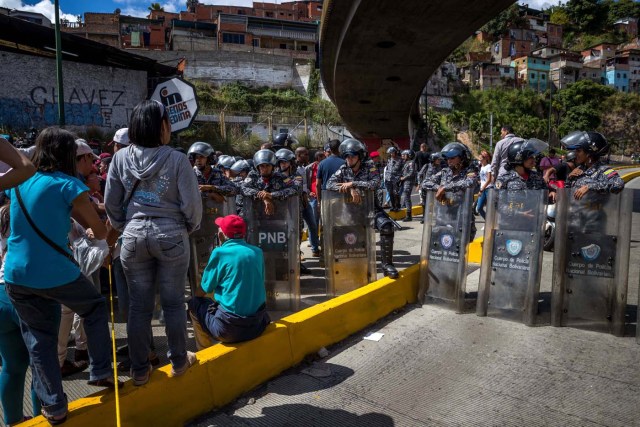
[
  {"x1": 302, "y1": 200, "x2": 319, "y2": 252},
  {"x1": 7, "y1": 274, "x2": 112, "y2": 417},
  {"x1": 476, "y1": 189, "x2": 489, "y2": 219},
  {"x1": 0, "y1": 285, "x2": 40, "y2": 425},
  {"x1": 188, "y1": 297, "x2": 270, "y2": 343},
  {"x1": 120, "y1": 218, "x2": 190, "y2": 377},
  {"x1": 308, "y1": 197, "x2": 319, "y2": 229}
]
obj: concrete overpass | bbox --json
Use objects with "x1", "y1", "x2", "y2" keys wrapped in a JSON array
[{"x1": 319, "y1": 0, "x2": 515, "y2": 141}]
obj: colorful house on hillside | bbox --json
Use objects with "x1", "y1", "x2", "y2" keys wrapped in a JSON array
[
  {"x1": 513, "y1": 55, "x2": 550, "y2": 92},
  {"x1": 605, "y1": 56, "x2": 630, "y2": 92}
]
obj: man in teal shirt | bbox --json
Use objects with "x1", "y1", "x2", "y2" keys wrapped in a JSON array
[{"x1": 188, "y1": 215, "x2": 270, "y2": 349}]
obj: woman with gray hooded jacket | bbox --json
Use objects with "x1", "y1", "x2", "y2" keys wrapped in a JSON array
[{"x1": 105, "y1": 100, "x2": 202, "y2": 386}]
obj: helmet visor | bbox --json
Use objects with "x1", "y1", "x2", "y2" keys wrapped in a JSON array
[{"x1": 521, "y1": 138, "x2": 548, "y2": 157}]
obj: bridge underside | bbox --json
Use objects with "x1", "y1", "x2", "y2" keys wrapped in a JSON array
[{"x1": 320, "y1": 0, "x2": 514, "y2": 140}]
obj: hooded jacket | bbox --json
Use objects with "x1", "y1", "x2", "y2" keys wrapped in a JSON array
[{"x1": 105, "y1": 145, "x2": 202, "y2": 233}]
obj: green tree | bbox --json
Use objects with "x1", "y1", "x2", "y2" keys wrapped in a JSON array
[
  {"x1": 549, "y1": 7, "x2": 572, "y2": 26},
  {"x1": 565, "y1": 0, "x2": 607, "y2": 33},
  {"x1": 481, "y1": 3, "x2": 526, "y2": 37},
  {"x1": 553, "y1": 80, "x2": 615, "y2": 137},
  {"x1": 148, "y1": 3, "x2": 164, "y2": 12},
  {"x1": 600, "y1": 92, "x2": 640, "y2": 154},
  {"x1": 605, "y1": 0, "x2": 640, "y2": 26}
]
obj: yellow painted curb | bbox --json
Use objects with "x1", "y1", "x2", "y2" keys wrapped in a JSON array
[
  {"x1": 280, "y1": 264, "x2": 420, "y2": 364},
  {"x1": 388, "y1": 205, "x2": 423, "y2": 220},
  {"x1": 22, "y1": 268, "x2": 421, "y2": 426},
  {"x1": 622, "y1": 170, "x2": 640, "y2": 183},
  {"x1": 468, "y1": 236, "x2": 484, "y2": 264}
]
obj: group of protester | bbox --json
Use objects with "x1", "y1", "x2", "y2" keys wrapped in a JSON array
[{"x1": 0, "y1": 99, "x2": 626, "y2": 426}]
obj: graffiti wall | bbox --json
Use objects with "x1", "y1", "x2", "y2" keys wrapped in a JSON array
[{"x1": 0, "y1": 51, "x2": 148, "y2": 132}]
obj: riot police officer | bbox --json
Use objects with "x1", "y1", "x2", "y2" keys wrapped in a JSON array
[
  {"x1": 187, "y1": 142, "x2": 237, "y2": 201},
  {"x1": 417, "y1": 152, "x2": 446, "y2": 224},
  {"x1": 327, "y1": 139, "x2": 399, "y2": 279},
  {"x1": 561, "y1": 131, "x2": 624, "y2": 199},
  {"x1": 400, "y1": 149, "x2": 416, "y2": 222},
  {"x1": 422, "y1": 142, "x2": 479, "y2": 240},
  {"x1": 217, "y1": 155, "x2": 236, "y2": 179},
  {"x1": 495, "y1": 139, "x2": 548, "y2": 191},
  {"x1": 230, "y1": 159, "x2": 251, "y2": 217},
  {"x1": 241, "y1": 149, "x2": 298, "y2": 214},
  {"x1": 273, "y1": 133, "x2": 296, "y2": 151},
  {"x1": 384, "y1": 147, "x2": 404, "y2": 211}
]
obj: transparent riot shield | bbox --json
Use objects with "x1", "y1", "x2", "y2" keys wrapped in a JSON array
[
  {"x1": 551, "y1": 188, "x2": 632, "y2": 336},
  {"x1": 321, "y1": 190, "x2": 377, "y2": 296},
  {"x1": 418, "y1": 187, "x2": 475, "y2": 312},
  {"x1": 245, "y1": 196, "x2": 300, "y2": 312},
  {"x1": 188, "y1": 195, "x2": 236, "y2": 295},
  {"x1": 476, "y1": 189, "x2": 547, "y2": 326}
]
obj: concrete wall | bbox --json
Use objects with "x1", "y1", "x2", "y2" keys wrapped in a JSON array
[
  {"x1": 0, "y1": 51, "x2": 147, "y2": 133},
  {"x1": 138, "y1": 50, "x2": 313, "y2": 94}
]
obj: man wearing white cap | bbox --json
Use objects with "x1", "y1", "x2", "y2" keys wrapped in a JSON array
[
  {"x1": 75, "y1": 138, "x2": 99, "y2": 179},
  {"x1": 111, "y1": 128, "x2": 129, "y2": 153}
]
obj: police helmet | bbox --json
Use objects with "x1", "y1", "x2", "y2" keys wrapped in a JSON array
[
  {"x1": 246, "y1": 159, "x2": 255, "y2": 170},
  {"x1": 565, "y1": 151, "x2": 577, "y2": 163},
  {"x1": 275, "y1": 148, "x2": 296, "y2": 163},
  {"x1": 440, "y1": 142, "x2": 471, "y2": 163},
  {"x1": 401, "y1": 149, "x2": 415, "y2": 160},
  {"x1": 386, "y1": 146, "x2": 399, "y2": 155},
  {"x1": 507, "y1": 138, "x2": 548, "y2": 166},
  {"x1": 273, "y1": 133, "x2": 297, "y2": 149},
  {"x1": 217, "y1": 155, "x2": 236, "y2": 170},
  {"x1": 560, "y1": 131, "x2": 610, "y2": 157},
  {"x1": 253, "y1": 149, "x2": 277, "y2": 167},
  {"x1": 230, "y1": 159, "x2": 251, "y2": 174},
  {"x1": 339, "y1": 138, "x2": 367, "y2": 160},
  {"x1": 187, "y1": 141, "x2": 214, "y2": 158},
  {"x1": 430, "y1": 152, "x2": 442, "y2": 163}
]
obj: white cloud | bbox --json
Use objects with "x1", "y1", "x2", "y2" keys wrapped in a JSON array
[
  {"x1": 518, "y1": 0, "x2": 557, "y2": 11},
  {"x1": 0, "y1": 0, "x2": 78, "y2": 22}
]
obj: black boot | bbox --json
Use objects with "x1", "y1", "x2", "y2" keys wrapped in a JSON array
[
  {"x1": 379, "y1": 233, "x2": 399, "y2": 279},
  {"x1": 403, "y1": 210, "x2": 412, "y2": 222}
]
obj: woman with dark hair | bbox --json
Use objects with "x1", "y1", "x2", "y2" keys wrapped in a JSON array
[
  {"x1": 4, "y1": 128, "x2": 115, "y2": 425},
  {"x1": 105, "y1": 100, "x2": 202, "y2": 386}
]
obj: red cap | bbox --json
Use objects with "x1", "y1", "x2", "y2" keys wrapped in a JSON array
[
  {"x1": 215, "y1": 215, "x2": 246, "y2": 239},
  {"x1": 370, "y1": 151, "x2": 379, "y2": 158}
]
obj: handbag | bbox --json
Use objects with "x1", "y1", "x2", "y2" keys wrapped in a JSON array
[{"x1": 15, "y1": 186, "x2": 79, "y2": 267}]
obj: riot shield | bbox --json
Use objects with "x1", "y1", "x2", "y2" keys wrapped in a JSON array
[
  {"x1": 551, "y1": 188, "x2": 632, "y2": 336},
  {"x1": 321, "y1": 190, "x2": 377, "y2": 296},
  {"x1": 418, "y1": 187, "x2": 475, "y2": 312},
  {"x1": 476, "y1": 189, "x2": 547, "y2": 325},
  {"x1": 245, "y1": 196, "x2": 300, "y2": 312},
  {"x1": 188, "y1": 195, "x2": 236, "y2": 295}
]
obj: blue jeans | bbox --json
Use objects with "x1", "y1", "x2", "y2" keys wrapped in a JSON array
[
  {"x1": 308, "y1": 197, "x2": 319, "y2": 229},
  {"x1": 188, "y1": 297, "x2": 270, "y2": 343},
  {"x1": 302, "y1": 199, "x2": 319, "y2": 252},
  {"x1": 476, "y1": 189, "x2": 489, "y2": 219},
  {"x1": 7, "y1": 274, "x2": 112, "y2": 417},
  {"x1": 120, "y1": 218, "x2": 190, "y2": 377},
  {"x1": 0, "y1": 284, "x2": 40, "y2": 425}
]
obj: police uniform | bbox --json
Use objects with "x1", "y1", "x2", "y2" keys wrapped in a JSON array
[
  {"x1": 400, "y1": 159, "x2": 417, "y2": 218},
  {"x1": 194, "y1": 166, "x2": 238, "y2": 196},
  {"x1": 327, "y1": 159, "x2": 399, "y2": 278},
  {"x1": 241, "y1": 169, "x2": 299, "y2": 200},
  {"x1": 384, "y1": 156, "x2": 404, "y2": 210},
  {"x1": 495, "y1": 169, "x2": 547, "y2": 191},
  {"x1": 422, "y1": 165, "x2": 479, "y2": 241},
  {"x1": 232, "y1": 176, "x2": 246, "y2": 217},
  {"x1": 566, "y1": 161, "x2": 624, "y2": 193}
]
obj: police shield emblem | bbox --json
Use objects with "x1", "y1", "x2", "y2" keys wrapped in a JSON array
[
  {"x1": 506, "y1": 239, "x2": 523, "y2": 256},
  {"x1": 440, "y1": 233, "x2": 454, "y2": 249},
  {"x1": 344, "y1": 232, "x2": 357, "y2": 245},
  {"x1": 580, "y1": 243, "x2": 601, "y2": 262}
]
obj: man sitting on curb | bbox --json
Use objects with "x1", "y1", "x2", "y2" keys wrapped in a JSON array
[{"x1": 188, "y1": 215, "x2": 271, "y2": 350}]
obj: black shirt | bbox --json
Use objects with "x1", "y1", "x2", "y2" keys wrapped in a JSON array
[
  {"x1": 414, "y1": 151, "x2": 431, "y2": 173},
  {"x1": 555, "y1": 162, "x2": 571, "y2": 181}
]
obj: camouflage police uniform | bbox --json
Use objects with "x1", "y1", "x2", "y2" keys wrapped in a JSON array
[
  {"x1": 241, "y1": 169, "x2": 299, "y2": 200},
  {"x1": 232, "y1": 176, "x2": 246, "y2": 217},
  {"x1": 384, "y1": 156, "x2": 404, "y2": 210},
  {"x1": 400, "y1": 159, "x2": 417, "y2": 218},
  {"x1": 327, "y1": 159, "x2": 399, "y2": 278},
  {"x1": 495, "y1": 169, "x2": 547, "y2": 191},
  {"x1": 194, "y1": 166, "x2": 238, "y2": 196},
  {"x1": 422, "y1": 165, "x2": 479, "y2": 241},
  {"x1": 566, "y1": 161, "x2": 625, "y2": 233}
]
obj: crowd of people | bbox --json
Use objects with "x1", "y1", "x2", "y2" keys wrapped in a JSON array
[{"x1": 0, "y1": 100, "x2": 627, "y2": 425}]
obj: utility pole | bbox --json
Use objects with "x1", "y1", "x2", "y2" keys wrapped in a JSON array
[
  {"x1": 489, "y1": 112, "x2": 493, "y2": 152},
  {"x1": 54, "y1": 0, "x2": 65, "y2": 126}
]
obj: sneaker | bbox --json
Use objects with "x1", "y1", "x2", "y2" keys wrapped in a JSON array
[
  {"x1": 311, "y1": 250, "x2": 321, "y2": 257},
  {"x1": 88, "y1": 376, "x2": 124, "y2": 389},
  {"x1": 41, "y1": 407, "x2": 67, "y2": 425},
  {"x1": 61, "y1": 359, "x2": 88, "y2": 378},
  {"x1": 171, "y1": 351, "x2": 197, "y2": 377},
  {"x1": 131, "y1": 365, "x2": 153, "y2": 386}
]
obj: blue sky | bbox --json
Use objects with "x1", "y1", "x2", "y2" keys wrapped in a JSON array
[{"x1": 2, "y1": 0, "x2": 553, "y2": 22}]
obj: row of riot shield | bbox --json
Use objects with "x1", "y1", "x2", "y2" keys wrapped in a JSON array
[{"x1": 419, "y1": 187, "x2": 635, "y2": 338}]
